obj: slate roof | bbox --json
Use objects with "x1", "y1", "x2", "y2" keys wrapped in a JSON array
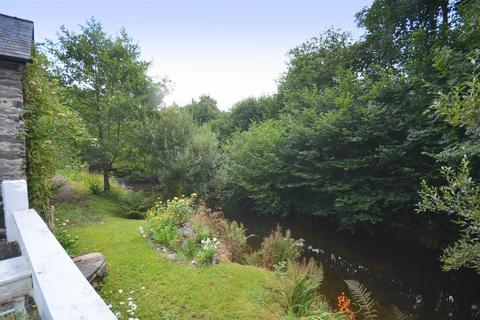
[{"x1": 0, "y1": 13, "x2": 34, "y2": 63}]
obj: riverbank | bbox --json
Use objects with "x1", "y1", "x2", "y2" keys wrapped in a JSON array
[
  {"x1": 223, "y1": 209, "x2": 480, "y2": 320},
  {"x1": 55, "y1": 183, "x2": 280, "y2": 319}
]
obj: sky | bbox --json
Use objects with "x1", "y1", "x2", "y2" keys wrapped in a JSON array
[{"x1": 2, "y1": 0, "x2": 372, "y2": 110}]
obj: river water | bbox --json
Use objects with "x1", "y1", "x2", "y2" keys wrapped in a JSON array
[{"x1": 223, "y1": 209, "x2": 480, "y2": 320}]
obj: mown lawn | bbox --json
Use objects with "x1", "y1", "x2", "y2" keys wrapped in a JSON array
[{"x1": 58, "y1": 192, "x2": 279, "y2": 319}]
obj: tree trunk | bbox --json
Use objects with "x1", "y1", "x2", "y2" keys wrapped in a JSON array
[{"x1": 103, "y1": 167, "x2": 110, "y2": 193}]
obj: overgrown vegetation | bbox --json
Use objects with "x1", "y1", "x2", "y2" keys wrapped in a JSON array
[
  {"x1": 216, "y1": 0, "x2": 480, "y2": 252},
  {"x1": 52, "y1": 170, "x2": 415, "y2": 319},
  {"x1": 54, "y1": 175, "x2": 280, "y2": 319},
  {"x1": 19, "y1": 0, "x2": 480, "y2": 318},
  {"x1": 22, "y1": 48, "x2": 86, "y2": 220}
]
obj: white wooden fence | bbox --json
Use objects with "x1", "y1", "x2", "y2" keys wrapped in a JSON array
[{"x1": 1, "y1": 180, "x2": 117, "y2": 319}]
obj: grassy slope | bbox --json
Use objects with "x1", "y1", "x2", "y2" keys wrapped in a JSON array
[{"x1": 57, "y1": 186, "x2": 279, "y2": 319}]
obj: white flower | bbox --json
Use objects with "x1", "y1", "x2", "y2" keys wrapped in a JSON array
[
  {"x1": 118, "y1": 289, "x2": 123, "y2": 294},
  {"x1": 141, "y1": 286, "x2": 145, "y2": 290},
  {"x1": 120, "y1": 301, "x2": 125, "y2": 305}
]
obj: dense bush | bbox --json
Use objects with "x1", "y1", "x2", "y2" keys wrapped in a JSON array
[{"x1": 130, "y1": 106, "x2": 221, "y2": 199}]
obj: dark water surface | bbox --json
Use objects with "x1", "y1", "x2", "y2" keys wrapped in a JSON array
[{"x1": 223, "y1": 209, "x2": 480, "y2": 320}]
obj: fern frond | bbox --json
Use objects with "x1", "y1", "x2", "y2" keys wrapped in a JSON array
[
  {"x1": 391, "y1": 305, "x2": 412, "y2": 320},
  {"x1": 310, "y1": 262, "x2": 324, "y2": 288},
  {"x1": 345, "y1": 280, "x2": 378, "y2": 320}
]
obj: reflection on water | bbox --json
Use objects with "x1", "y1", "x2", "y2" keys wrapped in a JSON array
[{"x1": 223, "y1": 209, "x2": 480, "y2": 320}]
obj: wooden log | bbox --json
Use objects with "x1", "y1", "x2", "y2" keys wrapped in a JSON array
[{"x1": 73, "y1": 252, "x2": 108, "y2": 288}]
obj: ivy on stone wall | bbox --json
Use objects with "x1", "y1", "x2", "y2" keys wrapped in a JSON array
[{"x1": 22, "y1": 48, "x2": 87, "y2": 222}]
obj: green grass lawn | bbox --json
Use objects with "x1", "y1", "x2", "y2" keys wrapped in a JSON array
[{"x1": 57, "y1": 189, "x2": 280, "y2": 319}]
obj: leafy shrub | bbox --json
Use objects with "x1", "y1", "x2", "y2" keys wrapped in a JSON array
[
  {"x1": 135, "y1": 107, "x2": 221, "y2": 199},
  {"x1": 254, "y1": 224, "x2": 304, "y2": 269},
  {"x1": 417, "y1": 157, "x2": 480, "y2": 273}
]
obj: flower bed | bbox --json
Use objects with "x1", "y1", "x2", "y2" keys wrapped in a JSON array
[{"x1": 145, "y1": 194, "x2": 249, "y2": 265}]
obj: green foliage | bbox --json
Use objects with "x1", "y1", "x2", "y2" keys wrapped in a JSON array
[
  {"x1": 55, "y1": 221, "x2": 78, "y2": 255},
  {"x1": 391, "y1": 305, "x2": 412, "y2": 320},
  {"x1": 344, "y1": 280, "x2": 378, "y2": 320},
  {"x1": 253, "y1": 225, "x2": 303, "y2": 270},
  {"x1": 85, "y1": 173, "x2": 103, "y2": 195},
  {"x1": 433, "y1": 60, "x2": 480, "y2": 156},
  {"x1": 220, "y1": 74, "x2": 446, "y2": 232},
  {"x1": 278, "y1": 29, "x2": 354, "y2": 109},
  {"x1": 221, "y1": 221, "x2": 251, "y2": 263},
  {"x1": 49, "y1": 17, "x2": 165, "y2": 192},
  {"x1": 59, "y1": 188, "x2": 279, "y2": 319},
  {"x1": 417, "y1": 61, "x2": 480, "y2": 273},
  {"x1": 271, "y1": 259, "x2": 327, "y2": 318},
  {"x1": 218, "y1": 2, "x2": 480, "y2": 243},
  {"x1": 197, "y1": 237, "x2": 219, "y2": 265},
  {"x1": 136, "y1": 106, "x2": 221, "y2": 198},
  {"x1": 219, "y1": 119, "x2": 286, "y2": 213},
  {"x1": 417, "y1": 157, "x2": 480, "y2": 272},
  {"x1": 119, "y1": 190, "x2": 152, "y2": 219},
  {"x1": 146, "y1": 195, "x2": 196, "y2": 246},
  {"x1": 23, "y1": 48, "x2": 86, "y2": 217},
  {"x1": 184, "y1": 95, "x2": 221, "y2": 125}
]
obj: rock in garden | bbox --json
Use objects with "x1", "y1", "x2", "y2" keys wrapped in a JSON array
[{"x1": 73, "y1": 252, "x2": 108, "y2": 288}]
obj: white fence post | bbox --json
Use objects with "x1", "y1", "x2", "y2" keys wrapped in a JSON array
[{"x1": 1, "y1": 180, "x2": 29, "y2": 242}]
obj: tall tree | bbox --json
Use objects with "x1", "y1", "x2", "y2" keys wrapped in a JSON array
[
  {"x1": 418, "y1": 63, "x2": 480, "y2": 273},
  {"x1": 49, "y1": 18, "x2": 153, "y2": 192},
  {"x1": 184, "y1": 95, "x2": 221, "y2": 125}
]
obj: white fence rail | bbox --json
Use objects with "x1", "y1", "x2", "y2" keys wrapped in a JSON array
[{"x1": 1, "y1": 180, "x2": 117, "y2": 320}]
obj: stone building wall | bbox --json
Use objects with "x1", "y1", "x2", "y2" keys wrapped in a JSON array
[{"x1": 0, "y1": 60, "x2": 27, "y2": 226}]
